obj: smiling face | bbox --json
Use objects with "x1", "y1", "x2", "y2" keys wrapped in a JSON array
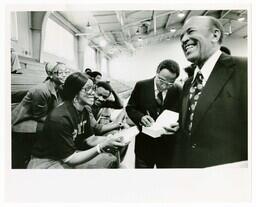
[
  {"x1": 94, "y1": 86, "x2": 111, "y2": 106},
  {"x1": 76, "y1": 79, "x2": 95, "y2": 106},
  {"x1": 180, "y1": 17, "x2": 220, "y2": 67},
  {"x1": 52, "y1": 64, "x2": 69, "y2": 85}
]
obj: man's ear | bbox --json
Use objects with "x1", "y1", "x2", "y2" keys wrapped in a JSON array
[{"x1": 212, "y1": 29, "x2": 221, "y2": 43}]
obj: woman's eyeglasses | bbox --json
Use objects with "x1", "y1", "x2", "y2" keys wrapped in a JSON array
[
  {"x1": 53, "y1": 70, "x2": 70, "y2": 76},
  {"x1": 81, "y1": 85, "x2": 96, "y2": 94}
]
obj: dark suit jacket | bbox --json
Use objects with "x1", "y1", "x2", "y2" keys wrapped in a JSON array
[
  {"x1": 126, "y1": 77, "x2": 181, "y2": 164},
  {"x1": 177, "y1": 53, "x2": 248, "y2": 168}
]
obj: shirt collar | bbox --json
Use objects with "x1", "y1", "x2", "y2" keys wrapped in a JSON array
[
  {"x1": 154, "y1": 76, "x2": 167, "y2": 99},
  {"x1": 192, "y1": 50, "x2": 222, "y2": 84}
]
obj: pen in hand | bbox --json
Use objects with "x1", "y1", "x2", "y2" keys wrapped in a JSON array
[{"x1": 141, "y1": 110, "x2": 154, "y2": 127}]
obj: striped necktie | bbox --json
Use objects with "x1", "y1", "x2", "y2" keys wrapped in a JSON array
[
  {"x1": 156, "y1": 91, "x2": 163, "y2": 106},
  {"x1": 186, "y1": 71, "x2": 204, "y2": 136}
]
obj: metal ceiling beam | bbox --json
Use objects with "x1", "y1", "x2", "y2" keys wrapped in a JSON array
[
  {"x1": 126, "y1": 11, "x2": 142, "y2": 18},
  {"x1": 114, "y1": 11, "x2": 135, "y2": 53},
  {"x1": 152, "y1": 11, "x2": 157, "y2": 35},
  {"x1": 220, "y1": 10, "x2": 232, "y2": 19},
  {"x1": 164, "y1": 13, "x2": 172, "y2": 29},
  {"x1": 182, "y1": 10, "x2": 192, "y2": 24},
  {"x1": 88, "y1": 40, "x2": 112, "y2": 59},
  {"x1": 94, "y1": 13, "x2": 116, "y2": 17},
  {"x1": 52, "y1": 11, "x2": 81, "y2": 34}
]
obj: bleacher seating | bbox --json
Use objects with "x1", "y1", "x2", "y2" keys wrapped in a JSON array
[{"x1": 11, "y1": 56, "x2": 46, "y2": 93}]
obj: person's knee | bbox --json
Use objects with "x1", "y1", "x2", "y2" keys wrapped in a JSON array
[{"x1": 100, "y1": 153, "x2": 118, "y2": 168}]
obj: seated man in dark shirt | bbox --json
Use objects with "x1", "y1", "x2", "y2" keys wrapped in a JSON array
[{"x1": 87, "y1": 81, "x2": 128, "y2": 135}]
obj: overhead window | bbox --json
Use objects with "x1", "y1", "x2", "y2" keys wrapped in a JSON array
[
  {"x1": 101, "y1": 54, "x2": 108, "y2": 76},
  {"x1": 84, "y1": 45, "x2": 96, "y2": 70},
  {"x1": 11, "y1": 12, "x2": 18, "y2": 41},
  {"x1": 43, "y1": 18, "x2": 74, "y2": 61}
]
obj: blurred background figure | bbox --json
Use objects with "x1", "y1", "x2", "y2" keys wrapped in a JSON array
[
  {"x1": 90, "y1": 71, "x2": 102, "y2": 84},
  {"x1": 220, "y1": 46, "x2": 231, "y2": 55},
  {"x1": 184, "y1": 64, "x2": 197, "y2": 79},
  {"x1": 84, "y1": 68, "x2": 92, "y2": 74},
  {"x1": 84, "y1": 67, "x2": 92, "y2": 78},
  {"x1": 11, "y1": 47, "x2": 22, "y2": 74}
]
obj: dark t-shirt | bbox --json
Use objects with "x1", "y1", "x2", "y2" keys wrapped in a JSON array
[{"x1": 32, "y1": 101, "x2": 94, "y2": 160}]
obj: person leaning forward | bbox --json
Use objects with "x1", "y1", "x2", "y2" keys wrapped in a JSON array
[{"x1": 126, "y1": 59, "x2": 181, "y2": 168}]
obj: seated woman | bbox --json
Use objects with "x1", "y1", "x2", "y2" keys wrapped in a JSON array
[
  {"x1": 11, "y1": 62, "x2": 69, "y2": 168},
  {"x1": 27, "y1": 72, "x2": 126, "y2": 169}
]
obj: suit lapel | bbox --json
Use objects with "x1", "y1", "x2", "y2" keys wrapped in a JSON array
[
  {"x1": 146, "y1": 78, "x2": 159, "y2": 119},
  {"x1": 191, "y1": 54, "x2": 236, "y2": 134}
]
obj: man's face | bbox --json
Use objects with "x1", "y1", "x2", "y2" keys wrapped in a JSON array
[
  {"x1": 156, "y1": 68, "x2": 177, "y2": 92},
  {"x1": 52, "y1": 64, "x2": 69, "y2": 85},
  {"x1": 180, "y1": 17, "x2": 216, "y2": 66},
  {"x1": 94, "y1": 86, "x2": 111, "y2": 106},
  {"x1": 94, "y1": 75, "x2": 102, "y2": 84}
]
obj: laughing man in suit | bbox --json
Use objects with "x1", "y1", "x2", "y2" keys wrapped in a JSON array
[
  {"x1": 177, "y1": 16, "x2": 247, "y2": 168},
  {"x1": 126, "y1": 59, "x2": 181, "y2": 168}
]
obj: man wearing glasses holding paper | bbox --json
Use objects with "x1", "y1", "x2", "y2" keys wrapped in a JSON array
[{"x1": 126, "y1": 59, "x2": 181, "y2": 168}]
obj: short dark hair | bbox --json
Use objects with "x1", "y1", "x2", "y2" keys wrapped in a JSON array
[
  {"x1": 90, "y1": 71, "x2": 102, "y2": 78},
  {"x1": 96, "y1": 81, "x2": 112, "y2": 92},
  {"x1": 63, "y1": 72, "x2": 88, "y2": 101},
  {"x1": 156, "y1": 59, "x2": 180, "y2": 78},
  {"x1": 84, "y1": 68, "x2": 92, "y2": 73}
]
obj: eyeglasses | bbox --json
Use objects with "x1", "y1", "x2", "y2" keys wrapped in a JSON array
[
  {"x1": 157, "y1": 75, "x2": 175, "y2": 87},
  {"x1": 81, "y1": 85, "x2": 96, "y2": 94},
  {"x1": 53, "y1": 71, "x2": 70, "y2": 76}
]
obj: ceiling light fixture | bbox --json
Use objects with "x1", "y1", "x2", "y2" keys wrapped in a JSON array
[
  {"x1": 238, "y1": 16, "x2": 245, "y2": 22},
  {"x1": 177, "y1": 11, "x2": 185, "y2": 18},
  {"x1": 99, "y1": 39, "x2": 107, "y2": 47},
  {"x1": 170, "y1": 28, "x2": 176, "y2": 33},
  {"x1": 86, "y1": 22, "x2": 92, "y2": 29}
]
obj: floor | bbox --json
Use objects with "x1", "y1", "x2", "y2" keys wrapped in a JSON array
[{"x1": 120, "y1": 136, "x2": 135, "y2": 169}]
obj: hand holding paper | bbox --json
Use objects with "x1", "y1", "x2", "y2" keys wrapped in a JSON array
[
  {"x1": 111, "y1": 126, "x2": 139, "y2": 144},
  {"x1": 142, "y1": 110, "x2": 179, "y2": 138},
  {"x1": 163, "y1": 122, "x2": 179, "y2": 135}
]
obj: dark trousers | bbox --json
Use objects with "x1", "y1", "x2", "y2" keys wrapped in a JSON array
[
  {"x1": 12, "y1": 132, "x2": 38, "y2": 169},
  {"x1": 135, "y1": 135, "x2": 176, "y2": 168},
  {"x1": 135, "y1": 155, "x2": 173, "y2": 168}
]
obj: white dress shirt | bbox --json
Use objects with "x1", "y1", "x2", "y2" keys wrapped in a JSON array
[
  {"x1": 192, "y1": 50, "x2": 222, "y2": 86},
  {"x1": 154, "y1": 77, "x2": 167, "y2": 101}
]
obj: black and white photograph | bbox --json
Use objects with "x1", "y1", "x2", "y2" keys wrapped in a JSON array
[{"x1": 1, "y1": 0, "x2": 255, "y2": 205}]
